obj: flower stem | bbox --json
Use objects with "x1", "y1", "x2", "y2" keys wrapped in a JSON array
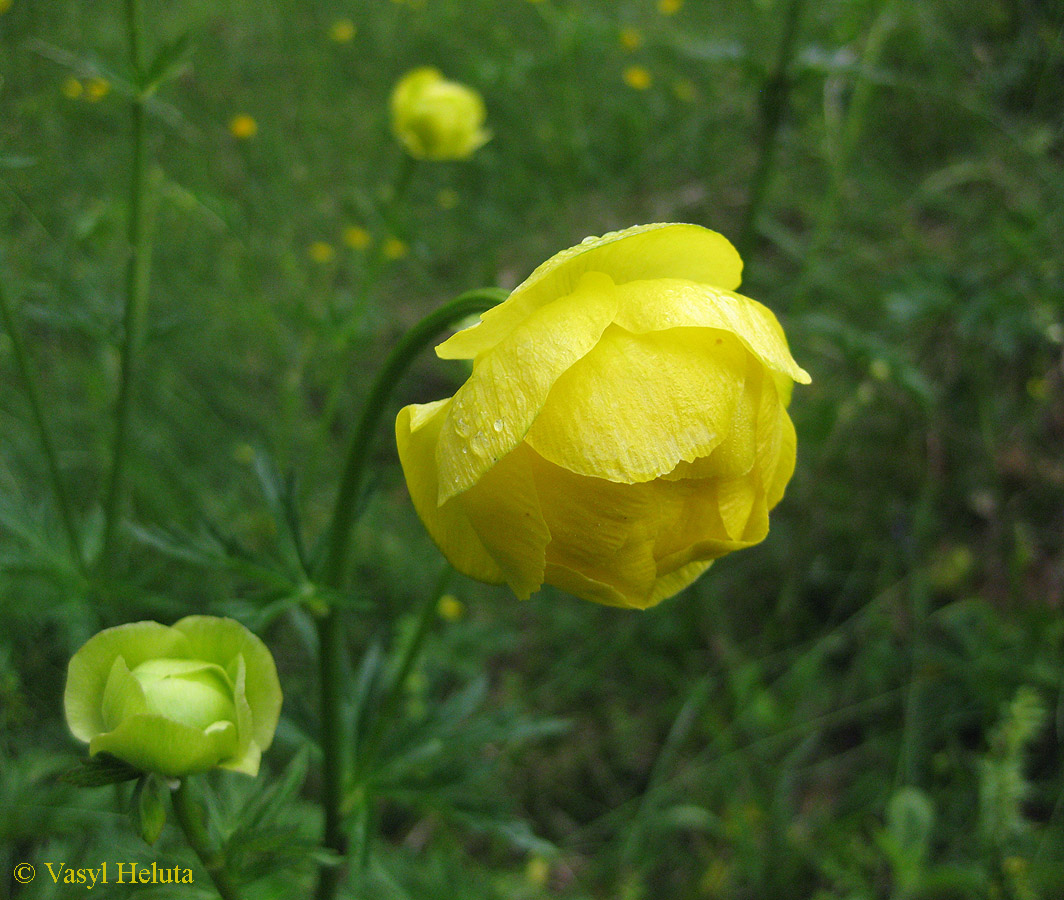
[
  {"x1": 101, "y1": 0, "x2": 155, "y2": 564},
  {"x1": 312, "y1": 287, "x2": 505, "y2": 900},
  {"x1": 0, "y1": 261, "x2": 85, "y2": 575},
  {"x1": 171, "y1": 779, "x2": 242, "y2": 900},
  {"x1": 737, "y1": 0, "x2": 808, "y2": 265}
]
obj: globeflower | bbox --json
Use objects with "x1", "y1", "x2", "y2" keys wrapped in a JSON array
[
  {"x1": 65, "y1": 617, "x2": 281, "y2": 778},
  {"x1": 396, "y1": 224, "x2": 810, "y2": 610},
  {"x1": 390, "y1": 67, "x2": 489, "y2": 161}
]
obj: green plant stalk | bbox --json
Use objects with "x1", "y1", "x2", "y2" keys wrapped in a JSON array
[
  {"x1": 171, "y1": 780, "x2": 242, "y2": 900},
  {"x1": 313, "y1": 287, "x2": 506, "y2": 900},
  {"x1": 737, "y1": 0, "x2": 808, "y2": 265},
  {"x1": 0, "y1": 265, "x2": 85, "y2": 574},
  {"x1": 101, "y1": 0, "x2": 155, "y2": 564}
]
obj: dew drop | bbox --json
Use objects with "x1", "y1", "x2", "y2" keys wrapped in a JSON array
[{"x1": 493, "y1": 419, "x2": 504, "y2": 433}]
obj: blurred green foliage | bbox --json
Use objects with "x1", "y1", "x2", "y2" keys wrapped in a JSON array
[{"x1": 1, "y1": 0, "x2": 1062, "y2": 897}]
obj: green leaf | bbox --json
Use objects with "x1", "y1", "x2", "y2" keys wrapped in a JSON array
[
  {"x1": 61, "y1": 753, "x2": 141, "y2": 787},
  {"x1": 133, "y1": 774, "x2": 168, "y2": 846}
]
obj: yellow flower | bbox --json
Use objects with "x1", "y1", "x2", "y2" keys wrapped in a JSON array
[
  {"x1": 623, "y1": 66, "x2": 652, "y2": 90},
  {"x1": 308, "y1": 241, "x2": 336, "y2": 263},
  {"x1": 619, "y1": 27, "x2": 644, "y2": 51},
  {"x1": 437, "y1": 594, "x2": 465, "y2": 621},
  {"x1": 396, "y1": 224, "x2": 810, "y2": 609},
  {"x1": 391, "y1": 67, "x2": 490, "y2": 161},
  {"x1": 85, "y1": 77, "x2": 110, "y2": 101},
  {"x1": 383, "y1": 236, "x2": 408, "y2": 260},
  {"x1": 0, "y1": 0, "x2": 13, "y2": 14},
  {"x1": 343, "y1": 226, "x2": 371, "y2": 250},
  {"x1": 658, "y1": 0, "x2": 683, "y2": 13},
  {"x1": 229, "y1": 114, "x2": 258, "y2": 139},
  {"x1": 329, "y1": 18, "x2": 357, "y2": 42},
  {"x1": 62, "y1": 76, "x2": 83, "y2": 100}
]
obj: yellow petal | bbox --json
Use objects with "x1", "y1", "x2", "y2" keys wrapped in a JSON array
[
  {"x1": 525, "y1": 326, "x2": 746, "y2": 483},
  {"x1": 437, "y1": 223, "x2": 742, "y2": 361},
  {"x1": 396, "y1": 399, "x2": 505, "y2": 584},
  {"x1": 529, "y1": 451, "x2": 660, "y2": 603},
  {"x1": 663, "y1": 351, "x2": 761, "y2": 481},
  {"x1": 647, "y1": 560, "x2": 713, "y2": 607},
  {"x1": 435, "y1": 271, "x2": 618, "y2": 503},
  {"x1": 457, "y1": 442, "x2": 550, "y2": 599},
  {"x1": 612, "y1": 279, "x2": 810, "y2": 384}
]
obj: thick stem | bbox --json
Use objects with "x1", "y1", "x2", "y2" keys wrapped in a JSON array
[
  {"x1": 0, "y1": 264, "x2": 85, "y2": 574},
  {"x1": 101, "y1": 0, "x2": 154, "y2": 563},
  {"x1": 171, "y1": 780, "x2": 242, "y2": 900},
  {"x1": 317, "y1": 287, "x2": 506, "y2": 589},
  {"x1": 737, "y1": 0, "x2": 808, "y2": 265},
  {"x1": 312, "y1": 287, "x2": 505, "y2": 900}
]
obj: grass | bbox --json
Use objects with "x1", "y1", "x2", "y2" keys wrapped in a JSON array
[{"x1": 2, "y1": 0, "x2": 1063, "y2": 898}]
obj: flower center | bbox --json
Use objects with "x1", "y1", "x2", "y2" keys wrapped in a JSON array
[{"x1": 130, "y1": 658, "x2": 236, "y2": 732}]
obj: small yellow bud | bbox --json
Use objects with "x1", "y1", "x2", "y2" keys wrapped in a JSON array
[
  {"x1": 62, "y1": 77, "x2": 84, "y2": 100},
  {"x1": 437, "y1": 594, "x2": 465, "y2": 621},
  {"x1": 672, "y1": 78, "x2": 697, "y2": 102},
  {"x1": 229, "y1": 114, "x2": 258, "y2": 140},
  {"x1": 623, "y1": 66, "x2": 652, "y2": 90},
  {"x1": 383, "y1": 237, "x2": 408, "y2": 260},
  {"x1": 436, "y1": 188, "x2": 460, "y2": 210},
  {"x1": 308, "y1": 241, "x2": 336, "y2": 264},
  {"x1": 85, "y1": 78, "x2": 110, "y2": 101},
  {"x1": 658, "y1": 0, "x2": 683, "y2": 14},
  {"x1": 343, "y1": 226, "x2": 371, "y2": 250},
  {"x1": 619, "y1": 27, "x2": 643, "y2": 51},
  {"x1": 328, "y1": 18, "x2": 357, "y2": 42}
]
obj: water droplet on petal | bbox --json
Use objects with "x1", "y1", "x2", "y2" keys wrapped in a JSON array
[{"x1": 493, "y1": 419, "x2": 504, "y2": 433}]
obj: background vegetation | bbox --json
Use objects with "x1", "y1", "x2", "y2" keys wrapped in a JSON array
[{"x1": 2, "y1": 0, "x2": 1062, "y2": 897}]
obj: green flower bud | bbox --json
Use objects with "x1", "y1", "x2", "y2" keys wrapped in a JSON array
[{"x1": 65, "y1": 617, "x2": 282, "y2": 779}]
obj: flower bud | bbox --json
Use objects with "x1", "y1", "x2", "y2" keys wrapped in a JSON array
[
  {"x1": 390, "y1": 67, "x2": 490, "y2": 161},
  {"x1": 65, "y1": 617, "x2": 282, "y2": 778}
]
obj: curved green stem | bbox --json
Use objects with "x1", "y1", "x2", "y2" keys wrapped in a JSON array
[
  {"x1": 171, "y1": 779, "x2": 242, "y2": 900},
  {"x1": 312, "y1": 287, "x2": 505, "y2": 900},
  {"x1": 101, "y1": 0, "x2": 155, "y2": 564},
  {"x1": 0, "y1": 263, "x2": 86, "y2": 575},
  {"x1": 318, "y1": 286, "x2": 507, "y2": 589}
]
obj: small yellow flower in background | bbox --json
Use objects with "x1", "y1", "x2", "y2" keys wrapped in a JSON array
[
  {"x1": 84, "y1": 77, "x2": 110, "y2": 102},
  {"x1": 395, "y1": 224, "x2": 810, "y2": 610},
  {"x1": 436, "y1": 188, "x2": 460, "y2": 210},
  {"x1": 658, "y1": 0, "x2": 683, "y2": 14},
  {"x1": 672, "y1": 78, "x2": 697, "y2": 102},
  {"x1": 869, "y1": 358, "x2": 891, "y2": 381},
  {"x1": 232, "y1": 443, "x2": 256, "y2": 465},
  {"x1": 437, "y1": 594, "x2": 465, "y2": 621},
  {"x1": 623, "y1": 65, "x2": 652, "y2": 90},
  {"x1": 308, "y1": 241, "x2": 336, "y2": 264},
  {"x1": 62, "y1": 76, "x2": 83, "y2": 100},
  {"x1": 525, "y1": 856, "x2": 550, "y2": 886},
  {"x1": 343, "y1": 225, "x2": 371, "y2": 250},
  {"x1": 0, "y1": 0, "x2": 13, "y2": 15},
  {"x1": 619, "y1": 27, "x2": 644, "y2": 51},
  {"x1": 229, "y1": 114, "x2": 258, "y2": 139},
  {"x1": 383, "y1": 236, "x2": 408, "y2": 260},
  {"x1": 391, "y1": 67, "x2": 490, "y2": 161},
  {"x1": 329, "y1": 18, "x2": 356, "y2": 43}
]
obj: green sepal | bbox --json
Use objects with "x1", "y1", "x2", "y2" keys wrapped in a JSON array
[
  {"x1": 61, "y1": 753, "x2": 141, "y2": 787},
  {"x1": 133, "y1": 774, "x2": 168, "y2": 846}
]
